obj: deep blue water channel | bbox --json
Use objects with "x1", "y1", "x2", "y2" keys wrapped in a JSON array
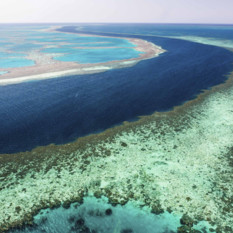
[{"x1": 0, "y1": 25, "x2": 233, "y2": 153}]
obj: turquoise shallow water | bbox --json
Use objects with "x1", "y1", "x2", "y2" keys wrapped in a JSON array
[
  {"x1": 0, "y1": 71, "x2": 7, "y2": 75},
  {"x1": 9, "y1": 196, "x2": 181, "y2": 233},
  {"x1": 0, "y1": 42, "x2": 13, "y2": 47},
  {"x1": 0, "y1": 25, "x2": 140, "y2": 69},
  {"x1": 45, "y1": 47, "x2": 142, "y2": 63},
  {"x1": 8, "y1": 196, "x2": 213, "y2": 233},
  {"x1": 0, "y1": 52, "x2": 27, "y2": 58},
  {"x1": 30, "y1": 34, "x2": 135, "y2": 47},
  {"x1": 9, "y1": 43, "x2": 43, "y2": 52},
  {"x1": 0, "y1": 57, "x2": 34, "y2": 68},
  {"x1": 64, "y1": 42, "x2": 117, "y2": 47}
]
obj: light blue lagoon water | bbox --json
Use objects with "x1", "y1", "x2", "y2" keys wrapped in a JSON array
[
  {"x1": 45, "y1": 47, "x2": 142, "y2": 63},
  {"x1": 9, "y1": 196, "x2": 182, "y2": 233},
  {"x1": 0, "y1": 52, "x2": 14, "y2": 57},
  {"x1": 0, "y1": 57, "x2": 34, "y2": 68},
  {"x1": 0, "y1": 52, "x2": 27, "y2": 58},
  {"x1": 41, "y1": 47, "x2": 75, "y2": 54},
  {"x1": 0, "y1": 25, "x2": 140, "y2": 70},
  {"x1": 29, "y1": 34, "x2": 135, "y2": 47},
  {"x1": 0, "y1": 71, "x2": 7, "y2": 75},
  {"x1": 9, "y1": 43, "x2": 43, "y2": 52},
  {"x1": 64, "y1": 42, "x2": 118, "y2": 47},
  {"x1": 0, "y1": 42, "x2": 13, "y2": 47}
]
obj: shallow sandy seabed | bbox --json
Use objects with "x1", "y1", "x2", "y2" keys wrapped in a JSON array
[{"x1": 0, "y1": 64, "x2": 233, "y2": 232}]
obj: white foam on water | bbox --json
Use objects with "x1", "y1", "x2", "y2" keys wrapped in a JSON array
[{"x1": 83, "y1": 66, "x2": 112, "y2": 71}]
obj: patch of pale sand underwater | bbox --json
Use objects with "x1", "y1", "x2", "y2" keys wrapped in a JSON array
[{"x1": 0, "y1": 74, "x2": 233, "y2": 232}]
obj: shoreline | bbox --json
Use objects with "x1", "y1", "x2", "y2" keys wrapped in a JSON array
[{"x1": 0, "y1": 26, "x2": 165, "y2": 86}]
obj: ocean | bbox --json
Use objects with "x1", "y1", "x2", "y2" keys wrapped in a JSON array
[
  {"x1": 1, "y1": 23, "x2": 233, "y2": 233},
  {"x1": 0, "y1": 24, "x2": 233, "y2": 153}
]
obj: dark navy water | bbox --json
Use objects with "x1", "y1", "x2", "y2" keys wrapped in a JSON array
[{"x1": 1, "y1": 24, "x2": 233, "y2": 154}]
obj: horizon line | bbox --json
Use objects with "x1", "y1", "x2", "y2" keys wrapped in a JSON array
[{"x1": 0, "y1": 22, "x2": 233, "y2": 25}]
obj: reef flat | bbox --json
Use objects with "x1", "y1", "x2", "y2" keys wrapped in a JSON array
[
  {"x1": 0, "y1": 26, "x2": 164, "y2": 86},
  {"x1": 0, "y1": 68, "x2": 232, "y2": 232}
]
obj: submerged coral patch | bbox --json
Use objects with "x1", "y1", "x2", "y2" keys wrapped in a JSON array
[{"x1": 8, "y1": 196, "x2": 182, "y2": 233}]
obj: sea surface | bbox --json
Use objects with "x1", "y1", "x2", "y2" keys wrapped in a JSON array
[
  {"x1": 1, "y1": 23, "x2": 233, "y2": 233},
  {"x1": 0, "y1": 24, "x2": 233, "y2": 154}
]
